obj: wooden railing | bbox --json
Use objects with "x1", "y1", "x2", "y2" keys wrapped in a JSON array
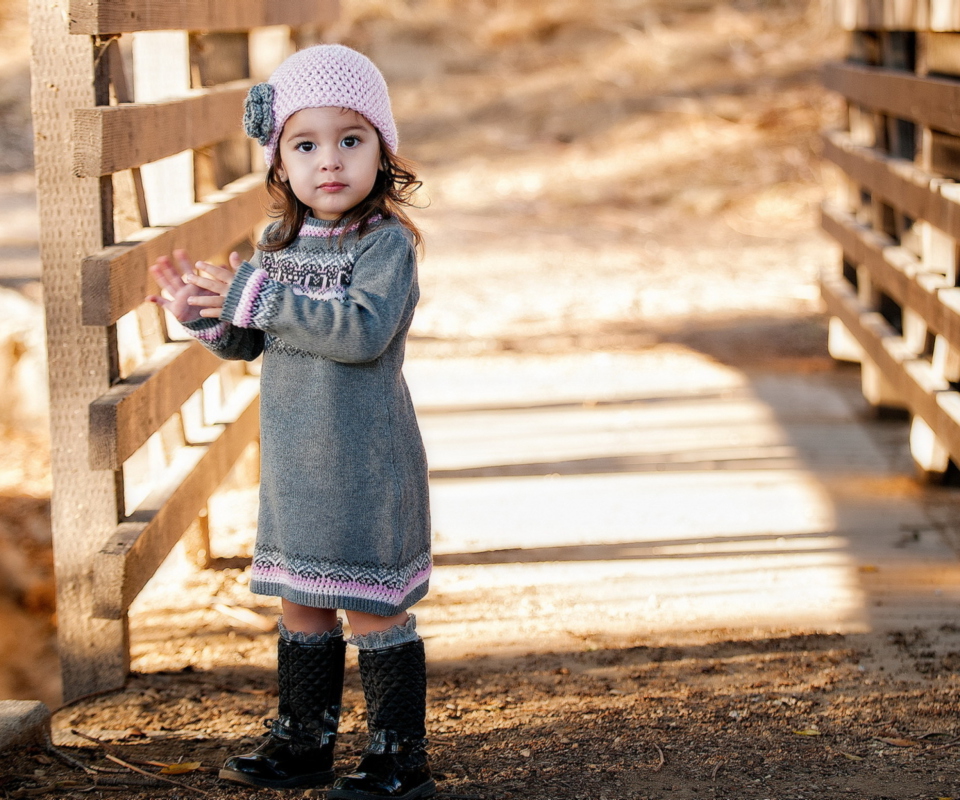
[
  {"x1": 29, "y1": 0, "x2": 338, "y2": 702},
  {"x1": 821, "y1": 0, "x2": 960, "y2": 480}
]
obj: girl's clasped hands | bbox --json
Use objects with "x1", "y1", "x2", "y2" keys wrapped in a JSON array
[{"x1": 147, "y1": 248, "x2": 243, "y2": 324}]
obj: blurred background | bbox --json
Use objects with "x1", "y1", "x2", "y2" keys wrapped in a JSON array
[{"x1": 0, "y1": 0, "x2": 844, "y2": 705}]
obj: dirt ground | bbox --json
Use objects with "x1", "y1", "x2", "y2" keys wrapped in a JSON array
[{"x1": 5, "y1": 1, "x2": 960, "y2": 799}]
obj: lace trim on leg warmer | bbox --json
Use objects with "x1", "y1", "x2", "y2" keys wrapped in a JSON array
[
  {"x1": 348, "y1": 614, "x2": 419, "y2": 650},
  {"x1": 278, "y1": 617, "x2": 344, "y2": 644}
]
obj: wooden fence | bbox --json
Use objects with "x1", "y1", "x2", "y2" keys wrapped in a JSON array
[
  {"x1": 29, "y1": 0, "x2": 339, "y2": 702},
  {"x1": 821, "y1": 0, "x2": 960, "y2": 480}
]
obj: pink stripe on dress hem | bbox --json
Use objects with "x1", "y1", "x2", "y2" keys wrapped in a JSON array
[{"x1": 252, "y1": 565, "x2": 431, "y2": 602}]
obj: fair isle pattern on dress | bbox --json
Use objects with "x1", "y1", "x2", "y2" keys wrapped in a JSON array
[
  {"x1": 223, "y1": 222, "x2": 364, "y2": 355},
  {"x1": 251, "y1": 548, "x2": 432, "y2": 613},
  {"x1": 260, "y1": 247, "x2": 355, "y2": 303}
]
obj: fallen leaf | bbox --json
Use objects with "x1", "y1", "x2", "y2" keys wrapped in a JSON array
[
  {"x1": 876, "y1": 737, "x2": 918, "y2": 748},
  {"x1": 160, "y1": 761, "x2": 203, "y2": 775},
  {"x1": 840, "y1": 752, "x2": 863, "y2": 761},
  {"x1": 793, "y1": 728, "x2": 821, "y2": 736}
]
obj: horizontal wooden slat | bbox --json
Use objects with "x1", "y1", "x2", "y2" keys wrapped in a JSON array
[
  {"x1": 69, "y1": 0, "x2": 340, "y2": 35},
  {"x1": 932, "y1": 0, "x2": 960, "y2": 31},
  {"x1": 73, "y1": 81, "x2": 250, "y2": 177},
  {"x1": 824, "y1": 61, "x2": 960, "y2": 136},
  {"x1": 820, "y1": 202, "x2": 960, "y2": 348},
  {"x1": 93, "y1": 378, "x2": 260, "y2": 619},
  {"x1": 825, "y1": 0, "x2": 931, "y2": 31},
  {"x1": 82, "y1": 171, "x2": 268, "y2": 326},
  {"x1": 821, "y1": 130, "x2": 960, "y2": 240},
  {"x1": 822, "y1": 202, "x2": 916, "y2": 302},
  {"x1": 823, "y1": 0, "x2": 960, "y2": 31},
  {"x1": 821, "y1": 274, "x2": 960, "y2": 463},
  {"x1": 89, "y1": 341, "x2": 222, "y2": 471}
]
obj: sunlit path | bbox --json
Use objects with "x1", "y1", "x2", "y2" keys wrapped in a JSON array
[{"x1": 407, "y1": 350, "x2": 960, "y2": 661}]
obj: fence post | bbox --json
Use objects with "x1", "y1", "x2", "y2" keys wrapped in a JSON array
[{"x1": 28, "y1": 1, "x2": 129, "y2": 699}]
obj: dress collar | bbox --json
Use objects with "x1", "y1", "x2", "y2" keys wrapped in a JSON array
[{"x1": 299, "y1": 214, "x2": 384, "y2": 239}]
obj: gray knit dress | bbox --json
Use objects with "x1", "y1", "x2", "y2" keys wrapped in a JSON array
[{"x1": 184, "y1": 215, "x2": 430, "y2": 617}]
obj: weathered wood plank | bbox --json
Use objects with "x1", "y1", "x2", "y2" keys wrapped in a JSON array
[
  {"x1": 81, "y1": 171, "x2": 268, "y2": 326},
  {"x1": 926, "y1": 31, "x2": 960, "y2": 74},
  {"x1": 896, "y1": 0, "x2": 931, "y2": 30},
  {"x1": 823, "y1": 203, "x2": 916, "y2": 305},
  {"x1": 30, "y1": 0, "x2": 129, "y2": 700},
  {"x1": 821, "y1": 274, "x2": 960, "y2": 464},
  {"x1": 827, "y1": 0, "x2": 931, "y2": 30},
  {"x1": 821, "y1": 130, "x2": 960, "y2": 239},
  {"x1": 932, "y1": 0, "x2": 960, "y2": 31},
  {"x1": 94, "y1": 379, "x2": 260, "y2": 620},
  {"x1": 821, "y1": 203, "x2": 960, "y2": 348},
  {"x1": 73, "y1": 81, "x2": 250, "y2": 177},
  {"x1": 824, "y1": 61, "x2": 960, "y2": 136},
  {"x1": 69, "y1": 0, "x2": 340, "y2": 35},
  {"x1": 930, "y1": 129, "x2": 960, "y2": 178},
  {"x1": 89, "y1": 341, "x2": 222, "y2": 471}
]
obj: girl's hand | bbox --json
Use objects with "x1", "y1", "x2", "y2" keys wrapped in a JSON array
[
  {"x1": 182, "y1": 252, "x2": 243, "y2": 318},
  {"x1": 147, "y1": 249, "x2": 210, "y2": 323},
  {"x1": 146, "y1": 250, "x2": 242, "y2": 321}
]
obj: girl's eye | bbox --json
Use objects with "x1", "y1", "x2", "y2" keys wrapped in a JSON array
[
  {"x1": 295, "y1": 141, "x2": 316, "y2": 153},
  {"x1": 341, "y1": 136, "x2": 361, "y2": 149}
]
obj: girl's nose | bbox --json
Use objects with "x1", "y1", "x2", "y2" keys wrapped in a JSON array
[{"x1": 320, "y1": 148, "x2": 342, "y2": 171}]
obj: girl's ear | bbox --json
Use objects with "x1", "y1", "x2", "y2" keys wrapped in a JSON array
[{"x1": 276, "y1": 163, "x2": 288, "y2": 182}]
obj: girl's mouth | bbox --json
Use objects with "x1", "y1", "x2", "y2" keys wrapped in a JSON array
[{"x1": 320, "y1": 183, "x2": 347, "y2": 192}]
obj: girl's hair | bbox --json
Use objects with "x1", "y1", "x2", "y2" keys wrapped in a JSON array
[{"x1": 260, "y1": 128, "x2": 423, "y2": 252}]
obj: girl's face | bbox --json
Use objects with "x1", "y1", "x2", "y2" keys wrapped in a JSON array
[{"x1": 276, "y1": 106, "x2": 381, "y2": 221}]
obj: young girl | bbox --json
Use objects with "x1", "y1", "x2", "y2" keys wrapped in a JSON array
[{"x1": 147, "y1": 45, "x2": 434, "y2": 799}]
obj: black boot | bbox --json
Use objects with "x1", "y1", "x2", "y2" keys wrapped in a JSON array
[
  {"x1": 219, "y1": 631, "x2": 346, "y2": 789},
  {"x1": 328, "y1": 639, "x2": 436, "y2": 800}
]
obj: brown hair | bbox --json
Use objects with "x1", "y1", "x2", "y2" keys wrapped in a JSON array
[{"x1": 260, "y1": 129, "x2": 423, "y2": 252}]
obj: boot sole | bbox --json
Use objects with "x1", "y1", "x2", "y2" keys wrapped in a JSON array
[
  {"x1": 219, "y1": 766, "x2": 336, "y2": 789},
  {"x1": 327, "y1": 778, "x2": 437, "y2": 800}
]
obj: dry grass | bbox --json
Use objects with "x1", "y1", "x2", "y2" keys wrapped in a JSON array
[
  {"x1": 326, "y1": 0, "x2": 845, "y2": 356},
  {"x1": 338, "y1": 0, "x2": 843, "y2": 225}
]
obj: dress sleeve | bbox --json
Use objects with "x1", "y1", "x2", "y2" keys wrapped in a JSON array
[
  {"x1": 219, "y1": 228, "x2": 417, "y2": 363},
  {"x1": 180, "y1": 316, "x2": 265, "y2": 361}
]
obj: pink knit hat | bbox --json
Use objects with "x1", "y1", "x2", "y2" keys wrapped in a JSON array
[{"x1": 244, "y1": 44, "x2": 398, "y2": 166}]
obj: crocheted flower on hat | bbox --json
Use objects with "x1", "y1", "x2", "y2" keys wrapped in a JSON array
[{"x1": 243, "y1": 83, "x2": 275, "y2": 146}]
